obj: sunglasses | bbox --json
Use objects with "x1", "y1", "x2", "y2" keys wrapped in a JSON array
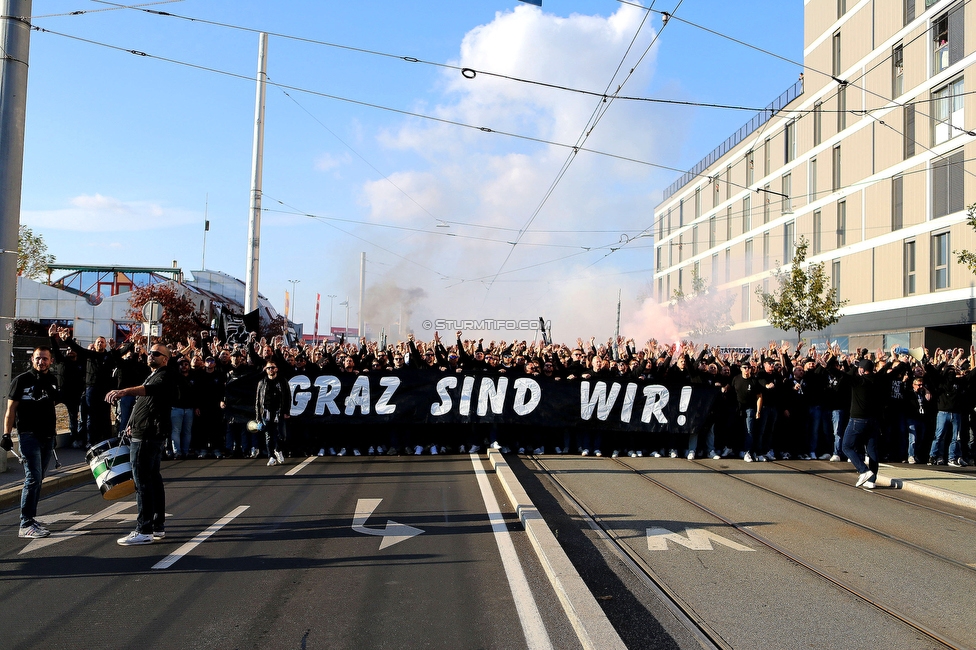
[{"x1": 149, "y1": 350, "x2": 167, "y2": 358}]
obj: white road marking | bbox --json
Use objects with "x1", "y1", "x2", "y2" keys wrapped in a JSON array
[
  {"x1": 21, "y1": 501, "x2": 137, "y2": 555},
  {"x1": 152, "y1": 505, "x2": 249, "y2": 570},
  {"x1": 351, "y1": 498, "x2": 424, "y2": 549},
  {"x1": 470, "y1": 453, "x2": 553, "y2": 650},
  {"x1": 646, "y1": 526, "x2": 755, "y2": 551},
  {"x1": 284, "y1": 456, "x2": 317, "y2": 476}
]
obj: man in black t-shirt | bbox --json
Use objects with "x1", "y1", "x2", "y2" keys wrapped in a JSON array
[
  {"x1": 106, "y1": 344, "x2": 177, "y2": 546},
  {"x1": 731, "y1": 363, "x2": 764, "y2": 462},
  {"x1": 4, "y1": 339, "x2": 61, "y2": 539}
]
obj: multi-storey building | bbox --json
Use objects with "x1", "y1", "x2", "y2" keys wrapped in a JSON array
[{"x1": 654, "y1": 0, "x2": 976, "y2": 351}]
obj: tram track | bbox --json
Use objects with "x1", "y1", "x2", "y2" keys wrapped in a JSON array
[{"x1": 531, "y1": 454, "x2": 967, "y2": 650}]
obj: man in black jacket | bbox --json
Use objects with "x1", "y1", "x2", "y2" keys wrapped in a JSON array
[
  {"x1": 66, "y1": 333, "x2": 133, "y2": 445},
  {"x1": 256, "y1": 361, "x2": 290, "y2": 466},
  {"x1": 841, "y1": 358, "x2": 887, "y2": 488},
  {"x1": 106, "y1": 344, "x2": 178, "y2": 545}
]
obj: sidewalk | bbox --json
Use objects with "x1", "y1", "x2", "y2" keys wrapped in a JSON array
[{"x1": 0, "y1": 435, "x2": 95, "y2": 510}]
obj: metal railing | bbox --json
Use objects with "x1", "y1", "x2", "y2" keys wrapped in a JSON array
[{"x1": 663, "y1": 78, "x2": 804, "y2": 201}]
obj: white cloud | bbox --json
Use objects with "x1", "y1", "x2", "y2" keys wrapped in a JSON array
[{"x1": 22, "y1": 194, "x2": 198, "y2": 232}]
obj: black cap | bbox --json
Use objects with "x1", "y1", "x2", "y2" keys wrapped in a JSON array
[{"x1": 857, "y1": 359, "x2": 874, "y2": 372}]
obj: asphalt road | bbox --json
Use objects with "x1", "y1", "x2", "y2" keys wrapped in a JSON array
[
  {"x1": 0, "y1": 455, "x2": 587, "y2": 650},
  {"x1": 519, "y1": 455, "x2": 976, "y2": 650}
]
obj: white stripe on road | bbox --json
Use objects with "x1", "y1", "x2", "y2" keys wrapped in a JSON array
[
  {"x1": 285, "y1": 456, "x2": 317, "y2": 476},
  {"x1": 152, "y1": 505, "x2": 250, "y2": 570},
  {"x1": 470, "y1": 453, "x2": 553, "y2": 650}
]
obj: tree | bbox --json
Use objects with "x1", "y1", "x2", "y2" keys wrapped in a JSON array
[
  {"x1": 955, "y1": 202, "x2": 976, "y2": 273},
  {"x1": 17, "y1": 225, "x2": 55, "y2": 279},
  {"x1": 125, "y1": 282, "x2": 205, "y2": 346},
  {"x1": 670, "y1": 266, "x2": 735, "y2": 337},
  {"x1": 756, "y1": 236, "x2": 847, "y2": 344}
]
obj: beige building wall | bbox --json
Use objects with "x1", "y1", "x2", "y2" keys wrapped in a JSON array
[{"x1": 654, "y1": 0, "x2": 976, "y2": 345}]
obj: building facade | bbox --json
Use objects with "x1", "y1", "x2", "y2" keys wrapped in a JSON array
[{"x1": 654, "y1": 0, "x2": 976, "y2": 351}]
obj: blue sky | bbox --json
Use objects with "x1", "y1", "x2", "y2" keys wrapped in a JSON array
[{"x1": 20, "y1": 0, "x2": 803, "y2": 341}]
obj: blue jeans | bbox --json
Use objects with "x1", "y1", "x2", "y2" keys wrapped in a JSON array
[
  {"x1": 170, "y1": 407, "x2": 194, "y2": 455},
  {"x1": 930, "y1": 411, "x2": 962, "y2": 461},
  {"x1": 19, "y1": 433, "x2": 54, "y2": 528},
  {"x1": 842, "y1": 417, "x2": 879, "y2": 476},
  {"x1": 807, "y1": 405, "x2": 827, "y2": 455},
  {"x1": 742, "y1": 408, "x2": 762, "y2": 453},
  {"x1": 906, "y1": 418, "x2": 925, "y2": 459},
  {"x1": 264, "y1": 419, "x2": 286, "y2": 456},
  {"x1": 130, "y1": 438, "x2": 165, "y2": 535},
  {"x1": 831, "y1": 409, "x2": 849, "y2": 456},
  {"x1": 117, "y1": 395, "x2": 136, "y2": 433}
]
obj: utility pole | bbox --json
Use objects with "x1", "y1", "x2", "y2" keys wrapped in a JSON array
[
  {"x1": 0, "y1": 2, "x2": 33, "y2": 461},
  {"x1": 327, "y1": 294, "x2": 336, "y2": 332},
  {"x1": 244, "y1": 32, "x2": 268, "y2": 315},
  {"x1": 358, "y1": 252, "x2": 366, "y2": 341},
  {"x1": 288, "y1": 279, "x2": 300, "y2": 322},
  {"x1": 201, "y1": 194, "x2": 209, "y2": 270}
]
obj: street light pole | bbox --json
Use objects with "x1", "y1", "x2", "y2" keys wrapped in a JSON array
[
  {"x1": 288, "y1": 279, "x2": 300, "y2": 322},
  {"x1": 327, "y1": 294, "x2": 337, "y2": 333}
]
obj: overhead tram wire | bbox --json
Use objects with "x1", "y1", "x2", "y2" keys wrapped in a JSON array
[
  {"x1": 482, "y1": 0, "x2": 679, "y2": 295},
  {"x1": 30, "y1": 0, "x2": 183, "y2": 20}
]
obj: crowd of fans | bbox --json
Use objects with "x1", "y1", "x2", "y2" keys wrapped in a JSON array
[{"x1": 43, "y1": 327, "x2": 976, "y2": 469}]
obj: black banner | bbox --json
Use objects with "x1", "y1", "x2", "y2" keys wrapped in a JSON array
[{"x1": 278, "y1": 371, "x2": 717, "y2": 434}]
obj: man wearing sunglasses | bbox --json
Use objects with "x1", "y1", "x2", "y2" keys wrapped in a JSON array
[{"x1": 106, "y1": 344, "x2": 177, "y2": 546}]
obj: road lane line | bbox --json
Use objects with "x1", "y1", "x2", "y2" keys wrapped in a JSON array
[
  {"x1": 285, "y1": 456, "x2": 317, "y2": 476},
  {"x1": 470, "y1": 453, "x2": 553, "y2": 650},
  {"x1": 151, "y1": 505, "x2": 250, "y2": 570}
]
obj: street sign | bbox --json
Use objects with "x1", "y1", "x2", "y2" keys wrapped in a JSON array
[{"x1": 142, "y1": 299, "x2": 163, "y2": 322}]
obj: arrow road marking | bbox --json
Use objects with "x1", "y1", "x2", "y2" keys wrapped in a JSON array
[
  {"x1": 21, "y1": 501, "x2": 137, "y2": 554},
  {"x1": 646, "y1": 527, "x2": 755, "y2": 551},
  {"x1": 352, "y1": 498, "x2": 424, "y2": 550}
]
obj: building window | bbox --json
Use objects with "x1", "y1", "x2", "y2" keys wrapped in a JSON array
[
  {"x1": 666, "y1": 274, "x2": 671, "y2": 299},
  {"x1": 893, "y1": 44, "x2": 904, "y2": 97},
  {"x1": 809, "y1": 158, "x2": 817, "y2": 203},
  {"x1": 741, "y1": 284, "x2": 750, "y2": 322},
  {"x1": 694, "y1": 261, "x2": 700, "y2": 284},
  {"x1": 932, "y1": 4, "x2": 964, "y2": 76},
  {"x1": 837, "y1": 85, "x2": 847, "y2": 132},
  {"x1": 832, "y1": 260, "x2": 841, "y2": 302},
  {"x1": 784, "y1": 221, "x2": 795, "y2": 264},
  {"x1": 904, "y1": 102, "x2": 916, "y2": 158},
  {"x1": 813, "y1": 210, "x2": 823, "y2": 254},
  {"x1": 785, "y1": 120, "x2": 796, "y2": 163},
  {"x1": 678, "y1": 235, "x2": 684, "y2": 263},
  {"x1": 932, "y1": 149, "x2": 964, "y2": 218},
  {"x1": 905, "y1": 0, "x2": 915, "y2": 26},
  {"x1": 726, "y1": 206, "x2": 732, "y2": 241},
  {"x1": 692, "y1": 225, "x2": 699, "y2": 256},
  {"x1": 695, "y1": 187, "x2": 702, "y2": 219},
  {"x1": 743, "y1": 195, "x2": 752, "y2": 232},
  {"x1": 933, "y1": 77, "x2": 964, "y2": 145},
  {"x1": 933, "y1": 231, "x2": 950, "y2": 290},
  {"x1": 725, "y1": 248, "x2": 731, "y2": 283},
  {"x1": 837, "y1": 200, "x2": 847, "y2": 247},
  {"x1": 658, "y1": 278, "x2": 663, "y2": 301},
  {"x1": 781, "y1": 173, "x2": 792, "y2": 214},
  {"x1": 679, "y1": 199, "x2": 684, "y2": 227},
  {"x1": 656, "y1": 247, "x2": 663, "y2": 271},
  {"x1": 666, "y1": 207, "x2": 672, "y2": 236},
  {"x1": 838, "y1": 0, "x2": 846, "y2": 18},
  {"x1": 713, "y1": 177, "x2": 720, "y2": 208},
  {"x1": 814, "y1": 102, "x2": 823, "y2": 146},
  {"x1": 711, "y1": 253, "x2": 718, "y2": 284},
  {"x1": 709, "y1": 216, "x2": 716, "y2": 248},
  {"x1": 892, "y1": 175, "x2": 904, "y2": 230},
  {"x1": 764, "y1": 138, "x2": 771, "y2": 177},
  {"x1": 762, "y1": 279, "x2": 770, "y2": 318},
  {"x1": 832, "y1": 145, "x2": 841, "y2": 191},
  {"x1": 745, "y1": 239, "x2": 754, "y2": 276},
  {"x1": 725, "y1": 165, "x2": 732, "y2": 200},
  {"x1": 904, "y1": 240, "x2": 916, "y2": 295},
  {"x1": 832, "y1": 32, "x2": 842, "y2": 77},
  {"x1": 678, "y1": 268, "x2": 684, "y2": 293},
  {"x1": 763, "y1": 184, "x2": 771, "y2": 223},
  {"x1": 746, "y1": 150, "x2": 755, "y2": 185},
  {"x1": 669, "y1": 242, "x2": 673, "y2": 267},
  {"x1": 763, "y1": 232, "x2": 770, "y2": 270}
]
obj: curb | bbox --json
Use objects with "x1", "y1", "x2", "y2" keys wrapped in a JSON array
[
  {"x1": 877, "y1": 473, "x2": 976, "y2": 510},
  {"x1": 0, "y1": 465, "x2": 92, "y2": 512},
  {"x1": 487, "y1": 449, "x2": 626, "y2": 650}
]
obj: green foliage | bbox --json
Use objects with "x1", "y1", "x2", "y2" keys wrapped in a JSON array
[
  {"x1": 17, "y1": 225, "x2": 55, "y2": 280},
  {"x1": 670, "y1": 267, "x2": 735, "y2": 337},
  {"x1": 755, "y1": 236, "x2": 847, "y2": 343},
  {"x1": 956, "y1": 203, "x2": 976, "y2": 273}
]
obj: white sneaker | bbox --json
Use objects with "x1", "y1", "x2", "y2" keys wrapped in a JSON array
[
  {"x1": 711, "y1": 451, "x2": 721, "y2": 460},
  {"x1": 863, "y1": 480, "x2": 876, "y2": 489},
  {"x1": 274, "y1": 450, "x2": 285, "y2": 464},
  {"x1": 468, "y1": 445, "x2": 480, "y2": 453},
  {"x1": 152, "y1": 531, "x2": 165, "y2": 540},
  {"x1": 318, "y1": 448, "x2": 326, "y2": 457},
  {"x1": 118, "y1": 531, "x2": 153, "y2": 546},
  {"x1": 581, "y1": 449, "x2": 589, "y2": 456},
  {"x1": 744, "y1": 452, "x2": 754, "y2": 462},
  {"x1": 628, "y1": 451, "x2": 636, "y2": 458},
  {"x1": 687, "y1": 451, "x2": 696, "y2": 460},
  {"x1": 636, "y1": 450, "x2": 643, "y2": 457},
  {"x1": 249, "y1": 447, "x2": 260, "y2": 459},
  {"x1": 490, "y1": 441, "x2": 501, "y2": 450},
  {"x1": 829, "y1": 454, "x2": 841, "y2": 462},
  {"x1": 669, "y1": 450, "x2": 678, "y2": 458},
  {"x1": 18, "y1": 523, "x2": 50, "y2": 539},
  {"x1": 855, "y1": 470, "x2": 873, "y2": 487},
  {"x1": 594, "y1": 449, "x2": 602, "y2": 457},
  {"x1": 651, "y1": 451, "x2": 662, "y2": 458},
  {"x1": 611, "y1": 450, "x2": 620, "y2": 458},
  {"x1": 414, "y1": 445, "x2": 424, "y2": 455},
  {"x1": 267, "y1": 457, "x2": 277, "y2": 466},
  {"x1": 907, "y1": 456, "x2": 916, "y2": 464},
  {"x1": 819, "y1": 453, "x2": 832, "y2": 460},
  {"x1": 337, "y1": 448, "x2": 347, "y2": 457}
]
